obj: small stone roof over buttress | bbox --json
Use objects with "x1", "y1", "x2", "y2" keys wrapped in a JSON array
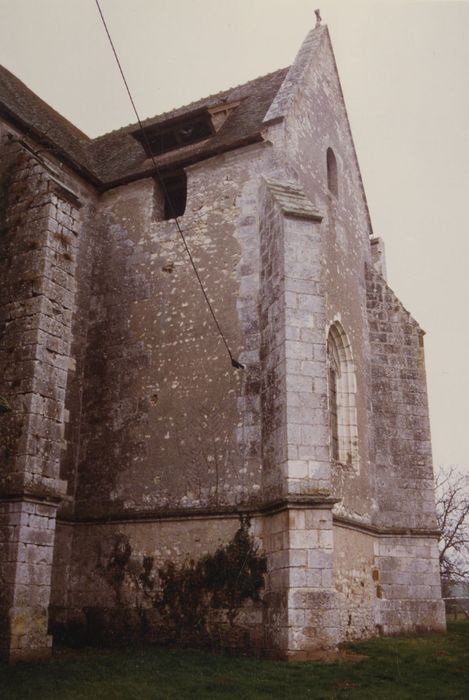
[{"x1": 0, "y1": 64, "x2": 289, "y2": 189}]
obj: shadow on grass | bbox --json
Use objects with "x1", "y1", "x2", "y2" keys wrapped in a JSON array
[{"x1": 1, "y1": 622, "x2": 468, "y2": 699}]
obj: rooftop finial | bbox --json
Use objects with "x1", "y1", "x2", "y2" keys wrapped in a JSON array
[{"x1": 315, "y1": 8, "x2": 322, "y2": 27}]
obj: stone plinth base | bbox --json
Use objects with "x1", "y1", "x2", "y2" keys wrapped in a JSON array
[
  {"x1": 7, "y1": 643, "x2": 52, "y2": 663},
  {"x1": 0, "y1": 607, "x2": 53, "y2": 663}
]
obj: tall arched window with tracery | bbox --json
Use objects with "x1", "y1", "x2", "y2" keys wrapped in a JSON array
[{"x1": 327, "y1": 322, "x2": 358, "y2": 467}]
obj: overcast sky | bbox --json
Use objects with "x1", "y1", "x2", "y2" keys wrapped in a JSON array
[{"x1": 0, "y1": 0, "x2": 468, "y2": 471}]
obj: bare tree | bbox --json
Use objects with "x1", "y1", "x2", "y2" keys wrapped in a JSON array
[{"x1": 435, "y1": 466, "x2": 469, "y2": 583}]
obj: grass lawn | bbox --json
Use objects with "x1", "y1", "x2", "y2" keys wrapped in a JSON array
[{"x1": 1, "y1": 621, "x2": 468, "y2": 699}]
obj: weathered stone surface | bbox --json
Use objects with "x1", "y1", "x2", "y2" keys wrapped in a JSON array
[{"x1": 0, "y1": 21, "x2": 444, "y2": 661}]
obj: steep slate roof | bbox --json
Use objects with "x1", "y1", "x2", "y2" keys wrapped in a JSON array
[
  {"x1": 0, "y1": 65, "x2": 98, "y2": 182},
  {"x1": 0, "y1": 65, "x2": 289, "y2": 188}
]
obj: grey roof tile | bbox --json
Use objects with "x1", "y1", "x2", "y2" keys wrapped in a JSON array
[{"x1": 0, "y1": 65, "x2": 289, "y2": 187}]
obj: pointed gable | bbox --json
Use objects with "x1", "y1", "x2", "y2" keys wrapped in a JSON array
[{"x1": 264, "y1": 25, "x2": 373, "y2": 238}]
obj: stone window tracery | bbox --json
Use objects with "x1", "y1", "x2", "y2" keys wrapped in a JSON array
[{"x1": 327, "y1": 322, "x2": 358, "y2": 467}]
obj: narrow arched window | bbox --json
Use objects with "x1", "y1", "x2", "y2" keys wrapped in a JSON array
[
  {"x1": 326, "y1": 147, "x2": 338, "y2": 197},
  {"x1": 327, "y1": 323, "x2": 358, "y2": 467},
  {"x1": 328, "y1": 336, "x2": 340, "y2": 462}
]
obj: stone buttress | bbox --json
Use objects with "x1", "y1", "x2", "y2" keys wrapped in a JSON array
[
  {"x1": 259, "y1": 177, "x2": 339, "y2": 658},
  {"x1": 0, "y1": 134, "x2": 86, "y2": 660}
]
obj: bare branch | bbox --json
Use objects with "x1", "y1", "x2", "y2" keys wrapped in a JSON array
[{"x1": 435, "y1": 466, "x2": 469, "y2": 583}]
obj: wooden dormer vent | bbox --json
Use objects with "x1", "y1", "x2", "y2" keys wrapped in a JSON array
[{"x1": 133, "y1": 110, "x2": 215, "y2": 157}]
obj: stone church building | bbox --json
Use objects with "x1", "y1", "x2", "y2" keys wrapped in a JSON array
[{"x1": 0, "y1": 23, "x2": 445, "y2": 661}]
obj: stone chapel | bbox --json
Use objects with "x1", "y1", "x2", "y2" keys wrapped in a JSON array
[{"x1": 0, "y1": 22, "x2": 445, "y2": 661}]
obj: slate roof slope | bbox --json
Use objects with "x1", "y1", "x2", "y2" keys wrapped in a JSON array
[
  {"x1": 0, "y1": 65, "x2": 98, "y2": 182},
  {"x1": 0, "y1": 64, "x2": 289, "y2": 188},
  {"x1": 86, "y1": 67, "x2": 289, "y2": 185}
]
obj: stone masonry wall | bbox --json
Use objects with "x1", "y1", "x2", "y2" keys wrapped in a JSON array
[
  {"x1": 50, "y1": 514, "x2": 265, "y2": 651},
  {"x1": 0, "y1": 135, "x2": 85, "y2": 500},
  {"x1": 258, "y1": 176, "x2": 339, "y2": 658},
  {"x1": 265, "y1": 26, "x2": 444, "y2": 643},
  {"x1": 51, "y1": 145, "x2": 283, "y2": 650},
  {"x1": 0, "y1": 125, "x2": 89, "y2": 659},
  {"x1": 333, "y1": 525, "x2": 378, "y2": 641},
  {"x1": 259, "y1": 176, "x2": 328, "y2": 500},
  {"x1": 0, "y1": 22, "x2": 445, "y2": 659},
  {"x1": 334, "y1": 526, "x2": 445, "y2": 639},
  {"x1": 0, "y1": 500, "x2": 56, "y2": 659},
  {"x1": 366, "y1": 263, "x2": 445, "y2": 632},
  {"x1": 270, "y1": 26, "x2": 376, "y2": 524},
  {"x1": 374, "y1": 536, "x2": 445, "y2": 634},
  {"x1": 366, "y1": 264, "x2": 437, "y2": 531},
  {"x1": 74, "y1": 144, "x2": 276, "y2": 518}
]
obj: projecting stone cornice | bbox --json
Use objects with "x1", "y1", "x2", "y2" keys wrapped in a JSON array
[
  {"x1": 56, "y1": 502, "x2": 440, "y2": 538},
  {"x1": 57, "y1": 494, "x2": 340, "y2": 526},
  {"x1": 0, "y1": 474, "x2": 67, "y2": 504},
  {"x1": 333, "y1": 514, "x2": 440, "y2": 539}
]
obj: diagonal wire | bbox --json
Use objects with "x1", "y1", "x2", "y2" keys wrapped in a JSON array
[{"x1": 94, "y1": 0, "x2": 244, "y2": 370}]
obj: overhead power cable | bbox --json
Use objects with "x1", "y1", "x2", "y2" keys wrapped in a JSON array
[{"x1": 94, "y1": 0, "x2": 244, "y2": 370}]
